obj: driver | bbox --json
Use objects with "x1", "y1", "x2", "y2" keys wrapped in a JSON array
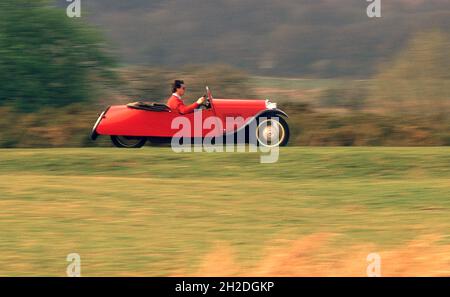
[{"x1": 167, "y1": 80, "x2": 206, "y2": 114}]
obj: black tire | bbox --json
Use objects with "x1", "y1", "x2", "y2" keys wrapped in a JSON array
[
  {"x1": 255, "y1": 116, "x2": 290, "y2": 147},
  {"x1": 111, "y1": 136, "x2": 147, "y2": 148}
]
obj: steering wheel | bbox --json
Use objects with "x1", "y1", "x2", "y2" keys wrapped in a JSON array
[
  {"x1": 204, "y1": 86, "x2": 213, "y2": 108},
  {"x1": 202, "y1": 94, "x2": 211, "y2": 108}
]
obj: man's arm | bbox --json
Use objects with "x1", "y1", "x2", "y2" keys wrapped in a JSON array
[{"x1": 174, "y1": 100, "x2": 199, "y2": 114}]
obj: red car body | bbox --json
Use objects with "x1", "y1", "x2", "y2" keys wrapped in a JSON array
[{"x1": 91, "y1": 87, "x2": 289, "y2": 147}]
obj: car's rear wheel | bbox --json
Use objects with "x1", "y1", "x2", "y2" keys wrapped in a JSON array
[
  {"x1": 111, "y1": 136, "x2": 147, "y2": 148},
  {"x1": 255, "y1": 116, "x2": 289, "y2": 147}
]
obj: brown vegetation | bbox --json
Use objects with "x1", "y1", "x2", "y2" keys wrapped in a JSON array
[{"x1": 188, "y1": 233, "x2": 450, "y2": 276}]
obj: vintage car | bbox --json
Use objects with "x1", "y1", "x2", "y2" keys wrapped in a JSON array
[{"x1": 91, "y1": 86, "x2": 289, "y2": 148}]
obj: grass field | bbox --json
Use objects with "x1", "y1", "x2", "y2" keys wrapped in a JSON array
[{"x1": 0, "y1": 147, "x2": 449, "y2": 276}]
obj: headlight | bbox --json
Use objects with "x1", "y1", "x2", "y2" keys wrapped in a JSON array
[{"x1": 265, "y1": 99, "x2": 277, "y2": 109}]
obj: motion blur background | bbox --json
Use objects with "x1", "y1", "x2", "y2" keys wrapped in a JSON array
[
  {"x1": 1, "y1": 0, "x2": 450, "y2": 277},
  {"x1": 0, "y1": 0, "x2": 449, "y2": 147}
]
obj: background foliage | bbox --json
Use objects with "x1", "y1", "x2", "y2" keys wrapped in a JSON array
[
  {"x1": 0, "y1": 0, "x2": 115, "y2": 112},
  {"x1": 0, "y1": 1, "x2": 448, "y2": 147},
  {"x1": 57, "y1": 0, "x2": 450, "y2": 77}
]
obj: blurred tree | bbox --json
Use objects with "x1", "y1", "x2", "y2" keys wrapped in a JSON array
[
  {"x1": 0, "y1": 0, "x2": 116, "y2": 112},
  {"x1": 371, "y1": 31, "x2": 450, "y2": 113}
]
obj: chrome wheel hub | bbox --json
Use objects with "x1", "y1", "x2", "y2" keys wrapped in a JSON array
[{"x1": 256, "y1": 119, "x2": 285, "y2": 147}]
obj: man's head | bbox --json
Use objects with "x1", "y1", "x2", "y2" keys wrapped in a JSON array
[{"x1": 172, "y1": 80, "x2": 186, "y2": 97}]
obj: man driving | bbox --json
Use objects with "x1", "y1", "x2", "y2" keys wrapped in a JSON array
[{"x1": 167, "y1": 80, "x2": 206, "y2": 114}]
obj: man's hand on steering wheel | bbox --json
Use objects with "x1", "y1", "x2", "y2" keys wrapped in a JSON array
[
  {"x1": 197, "y1": 95, "x2": 210, "y2": 107},
  {"x1": 203, "y1": 94, "x2": 211, "y2": 107},
  {"x1": 196, "y1": 96, "x2": 206, "y2": 105}
]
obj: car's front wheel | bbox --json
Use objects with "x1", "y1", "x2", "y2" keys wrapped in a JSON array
[
  {"x1": 111, "y1": 136, "x2": 147, "y2": 148},
  {"x1": 255, "y1": 116, "x2": 289, "y2": 147}
]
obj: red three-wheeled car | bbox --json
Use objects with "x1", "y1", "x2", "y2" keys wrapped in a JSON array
[{"x1": 91, "y1": 87, "x2": 289, "y2": 147}]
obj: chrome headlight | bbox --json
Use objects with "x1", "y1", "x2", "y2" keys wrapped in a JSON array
[{"x1": 265, "y1": 99, "x2": 277, "y2": 109}]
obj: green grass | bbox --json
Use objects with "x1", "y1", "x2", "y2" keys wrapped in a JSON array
[{"x1": 0, "y1": 147, "x2": 449, "y2": 276}]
